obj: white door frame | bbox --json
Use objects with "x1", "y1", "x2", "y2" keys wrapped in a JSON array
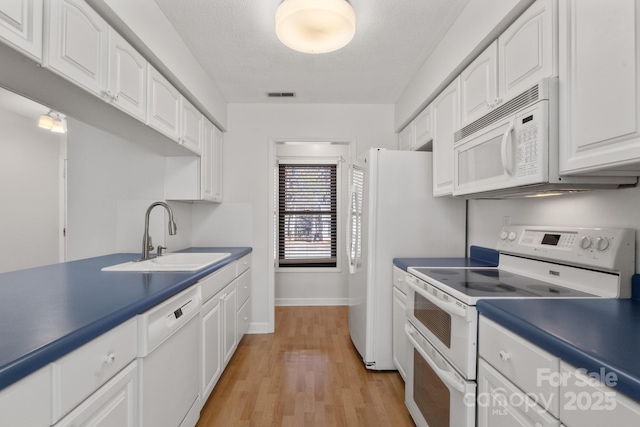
[{"x1": 267, "y1": 137, "x2": 356, "y2": 331}]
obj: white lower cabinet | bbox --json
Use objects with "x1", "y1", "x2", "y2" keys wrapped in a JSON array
[
  {"x1": 0, "y1": 365, "x2": 52, "y2": 427},
  {"x1": 52, "y1": 317, "x2": 138, "y2": 422},
  {"x1": 54, "y1": 361, "x2": 138, "y2": 427},
  {"x1": 222, "y1": 281, "x2": 238, "y2": 366},
  {"x1": 478, "y1": 359, "x2": 560, "y2": 427},
  {"x1": 0, "y1": 253, "x2": 252, "y2": 426},
  {"x1": 200, "y1": 254, "x2": 251, "y2": 405},
  {"x1": 560, "y1": 361, "x2": 640, "y2": 427},
  {"x1": 479, "y1": 316, "x2": 640, "y2": 427},
  {"x1": 392, "y1": 266, "x2": 409, "y2": 380},
  {"x1": 201, "y1": 291, "x2": 223, "y2": 402},
  {"x1": 236, "y1": 269, "x2": 252, "y2": 341}
]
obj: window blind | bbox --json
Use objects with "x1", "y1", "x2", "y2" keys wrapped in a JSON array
[{"x1": 278, "y1": 164, "x2": 337, "y2": 267}]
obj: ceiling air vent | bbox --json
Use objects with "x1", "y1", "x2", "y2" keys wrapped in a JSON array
[{"x1": 267, "y1": 92, "x2": 296, "y2": 98}]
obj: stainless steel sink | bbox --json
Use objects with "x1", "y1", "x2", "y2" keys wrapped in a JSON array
[{"x1": 102, "y1": 252, "x2": 231, "y2": 272}]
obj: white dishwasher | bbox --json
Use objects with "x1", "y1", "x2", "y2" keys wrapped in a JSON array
[{"x1": 138, "y1": 285, "x2": 202, "y2": 427}]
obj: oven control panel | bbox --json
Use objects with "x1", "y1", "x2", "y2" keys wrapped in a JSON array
[{"x1": 496, "y1": 225, "x2": 635, "y2": 272}]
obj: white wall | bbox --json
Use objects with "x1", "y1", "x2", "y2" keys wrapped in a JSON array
[
  {"x1": 0, "y1": 109, "x2": 62, "y2": 273},
  {"x1": 192, "y1": 103, "x2": 396, "y2": 332},
  {"x1": 468, "y1": 186, "x2": 640, "y2": 266},
  {"x1": 67, "y1": 119, "x2": 192, "y2": 261}
]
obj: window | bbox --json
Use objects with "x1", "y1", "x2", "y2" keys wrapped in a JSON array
[{"x1": 278, "y1": 163, "x2": 337, "y2": 267}]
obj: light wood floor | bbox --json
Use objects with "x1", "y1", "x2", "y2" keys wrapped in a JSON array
[{"x1": 197, "y1": 306, "x2": 415, "y2": 427}]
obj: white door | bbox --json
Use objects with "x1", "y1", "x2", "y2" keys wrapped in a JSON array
[
  {"x1": 201, "y1": 293, "x2": 222, "y2": 401},
  {"x1": 146, "y1": 65, "x2": 181, "y2": 141},
  {"x1": 108, "y1": 28, "x2": 147, "y2": 121},
  {"x1": 222, "y1": 282, "x2": 237, "y2": 366},
  {"x1": 559, "y1": 0, "x2": 640, "y2": 175},
  {"x1": 432, "y1": 78, "x2": 460, "y2": 196},
  {"x1": 460, "y1": 42, "x2": 498, "y2": 127},
  {"x1": 55, "y1": 362, "x2": 138, "y2": 427},
  {"x1": 44, "y1": 0, "x2": 109, "y2": 96},
  {"x1": 180, "y1": 97, "x2": 203, "y2": 154},
  {"x1": 392, "y1": 286, "x2": 407, "y2": 380},
  {"x1": 0, "y1": 0, "x2": 43, "y2": 61},
  {"x1": 477, "y1": 359, "x2": 560, "y2": 427},
  {"x1": 413, "y1": 104, "x2": 434, "y2": 148},
  {"x1": 498, "y1": 0, "x2": 557, "y2": 102}
]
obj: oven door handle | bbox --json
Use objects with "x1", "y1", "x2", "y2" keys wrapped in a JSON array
[
  {"x1": 405, "y1": 323, "x2": 465, "y2": 393},
  {"x1": 405, "y1": 276, "x2": 468, "y2": 319}
]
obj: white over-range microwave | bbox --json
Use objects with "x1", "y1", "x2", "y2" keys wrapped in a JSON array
[{"x1": 453, "y1": 78, "x2": 635, "y2": 198}]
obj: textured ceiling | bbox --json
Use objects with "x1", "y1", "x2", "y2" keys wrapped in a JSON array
[{"x1": 153, "y1": 0, "x2": 470, "y2": 104}]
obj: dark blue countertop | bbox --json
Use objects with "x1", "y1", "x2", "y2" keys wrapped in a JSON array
[
  {"x1": 394, "y1": 245, "x2": 499, "y2": 270},
  {"x1": 478, "y1": 297, "x2": 640, "y2": 403},
  {"x1": 0, "y1": 247, "x2": 251, "y2": 391}
]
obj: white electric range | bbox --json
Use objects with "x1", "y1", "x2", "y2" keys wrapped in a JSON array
[{"x1": 403, "y1": 225, "x2": 635, "y2": 427}]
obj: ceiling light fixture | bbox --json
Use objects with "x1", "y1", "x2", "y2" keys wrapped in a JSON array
[
  {"x1": 275, "y1": 0, "x2": 356, "y2": 54},
  {"x1": 38, "y1": 110, "x2": 67, "y2": 134}
]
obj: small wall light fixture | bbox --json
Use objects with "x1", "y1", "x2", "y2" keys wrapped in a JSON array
[
  {"x1": 38, "y1": 110, "x2": 67, "y2": 134},
  {"x1": 275, "y1": 0, "x2": 356, "y2": 54}
]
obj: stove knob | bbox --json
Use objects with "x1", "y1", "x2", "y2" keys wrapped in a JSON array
[
  {"x1": 596, "y1": 237, "x2": 610, "y2": 252},
  {"x1": 579, "y1": 236, "x2": 593, "y2": 249},
  {"x1": 500, "y1": 231, "x2": 508, "y2": 240},
  {"x1": 507, "y1": 231, "x2": 517, "y2": 241}
]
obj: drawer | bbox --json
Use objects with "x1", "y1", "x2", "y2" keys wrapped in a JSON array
[
  {"x1": 479, "y1": 316, "x2": 560, "y2": 417},
  {"x1": 237, "y1": 297, "x2": 251, "y2": 340},
  {"x1": 560, "y1": 361, "x2": 640, "y2": 427},
  {"x1": 200, "y1": 262, "x2": 235, "y2": 303},
  {"x1": 393, "y1": 266, "x2": 408, "y2": 294},
  {"x1": 0, "y1": 365, "x2": 52, "y2": 427},
  {"x1": 237, "y1": 269, "x2": 251, "y2": 307},
  {"x1": 236, "y1": 253, "x2": 251, "y2": 276},
  {"x1": 52, "y1": 318, "x2": 137, "y2": 421}
]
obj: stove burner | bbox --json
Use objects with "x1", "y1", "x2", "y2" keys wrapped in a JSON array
[{"x1": 464, "y1": 282, "x2": 518, "y2": 293}]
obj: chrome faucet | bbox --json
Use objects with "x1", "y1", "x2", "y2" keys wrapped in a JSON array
[{"x1": 138, "y1": 202, "x2": 177, "y2": 261}]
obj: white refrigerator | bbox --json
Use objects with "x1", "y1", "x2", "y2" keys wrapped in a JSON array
[{"x1": 347, "y1": 148, "x2": 466, "y2": 370}]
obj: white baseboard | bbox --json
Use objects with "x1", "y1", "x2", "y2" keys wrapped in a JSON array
[
  {"x1": 275, "y1": 298, "x2": 349, "y2": 306},
  {"x1": 247, "y1": 322, "x2": 270, "y2": 334}
]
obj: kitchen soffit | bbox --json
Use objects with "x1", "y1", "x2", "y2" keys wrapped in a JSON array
[{"x1": 153, "y1": 0, "x2": 470, "y2": 104}]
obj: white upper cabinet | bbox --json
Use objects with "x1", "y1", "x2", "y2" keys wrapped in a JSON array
[
  {"x1": 0, "y1": 0, "x2": 43, "y2": 61},
  {"x1": 413, "y1": 104, "x2": 434, "y2": 149},
  {"x1": 460, "y1": 42, "x2": 498, "y2": 127},
  {"x1": 146, "y1": 65, "x2": 181, "y2": 141},
  {"x1": 107, "y1": 28, "x2": 147, "y2": 121},
  {"x1": 559, "y1": 0, "x2": 640, "y2": 175},
  {"x1": 460, "y1": 0, "x2": 557, "y2": 128},
  {"x1": 201, "y1": 120, "x2": 223, "y2": 202},
  {"x1": 398, "y1": 123, "x2": 414, "y2": 151},
  {"x1": 498, "y1": 0, "x2": 557, "y2": 102},
  {"x1": 44, "y1": 0, "x2": 109, "y2": 96},
  {"x1": 432, "y1": 77, "x2": 460, "y2": 196},
  {"x1": 180, "y1": 97, "x2": 203, "y2": 155},
  {"x1": 399, "y1": 104, "x2": 433, "y2": 151}
]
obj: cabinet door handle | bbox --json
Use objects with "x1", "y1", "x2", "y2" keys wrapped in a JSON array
[
  {"x1": 499, "y1": 350, "x2": 511, "y2": 361},
  {"x1": 104, "y1": 353, "x2": 116, "y2": 366}
]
